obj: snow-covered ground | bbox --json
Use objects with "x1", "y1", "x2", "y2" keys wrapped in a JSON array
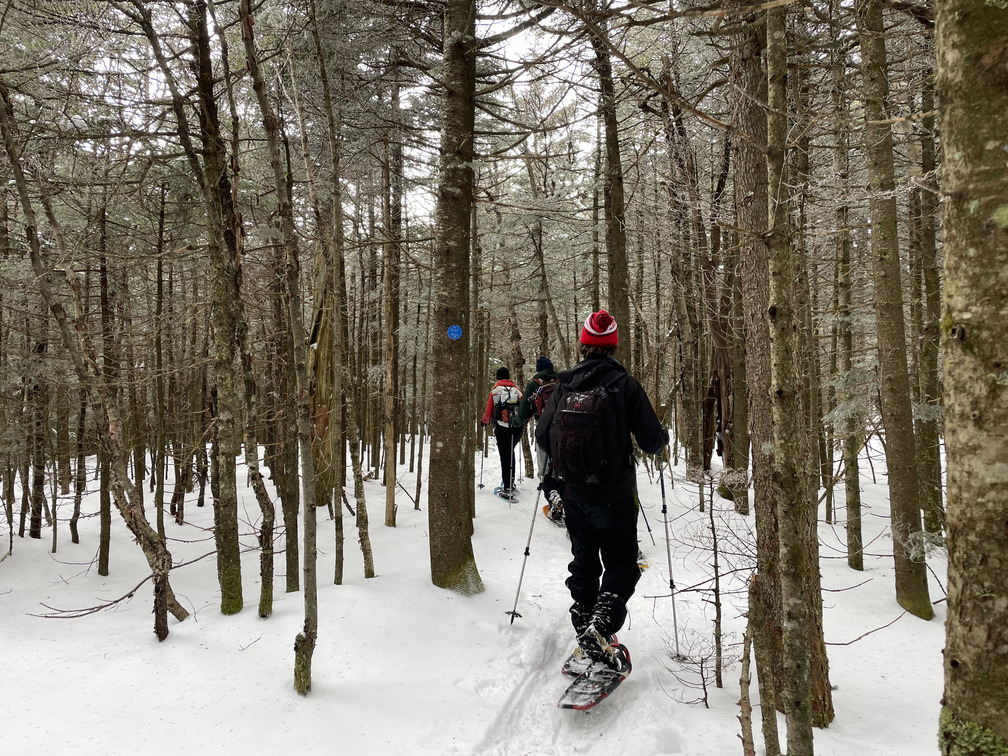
[{"x1": 1, "y1": 440, "x2": 945, "y2": 755}]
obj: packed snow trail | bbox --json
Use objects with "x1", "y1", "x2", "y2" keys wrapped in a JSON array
[{"x1": 468, "y1": 467, "x2": 695, "y2": 755}]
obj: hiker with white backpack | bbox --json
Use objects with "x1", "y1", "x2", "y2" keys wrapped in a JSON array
[{"x1": 480, "y1": 366, "x2": 523, "y2": 501}]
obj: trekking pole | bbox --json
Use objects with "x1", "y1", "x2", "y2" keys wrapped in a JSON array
[
  {"x1": 506, "y1": 485, "x2": 542, "y2": 624},
  {"x1": 658, "y1": 455, "x2": 681, "y2": 658},
  {"x1": 517, "y1": 434, "x2": 523, "y2": 486},
  {"x1": 478, "y1": 436, "x2": 485, "y2": 489},
  {"x1": 509, "y1": 435, "x2": 517, "y2": 508},
  {"x1": 638, "y1": 490, "x2": 656, "y2": 546}
]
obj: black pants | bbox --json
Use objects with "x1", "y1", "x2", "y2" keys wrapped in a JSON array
[
  {"x1": 564, "y1": 493, "x2": 640, "y2": 636},
  {"x1": 493, "y1": 425, "x2": 522, "y2": 490}
]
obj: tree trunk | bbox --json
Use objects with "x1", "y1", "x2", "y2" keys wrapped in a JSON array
[
  {"x1": 415, "y1": 284, "x2": 433, "y2": 510},
  {"x1": 238, "y1": 0, "x2": 322, "y2": 690},
  {"x1": 765, "y1": 9, "x2": 814, "y2": 749},
  {"x1": 268, "y1": 233, "x2": 300, "y2": 592},
  {"x1": 70, "y1": 390, "x2": 86, "y2": 544},
  {"x1": 830, "y1": 23, "x2": 864, "y2": 572},
  {"x1": 190, "y1": 0, "x2": 243, "y2": 616},
  {"x1": 936, "y1": 1, "x2": 1008, "y2": 749},
  {"x1": 383, "y1": 80, "x2": 402, "y2": 527},
  {"x1": 427, "y1": 0, "x2": 484, "y2": 594},
  {"x1": 730, "y1": 4, "x2": 784, "y2": 745},
  {"x1": 915, "y1": 76, "x2": 944, "y2": 538},
  {"x1": 220, "y1": 27, "x2": 277, "y2": 616},
  {"x1": 728, "y1": 224, "x2": 750, "y2": 512},
  {"x1": 154, "y1": 189, "x2": 167, "y2": 539},
  {"x1": 590, "y1": 21, "x2": 631, "y2": 361},
  {"x1": 855, "y1": 0, "x2": 933, "y2": 620},
  {"x1": 97, "y1": 201, "x2": 113, "y2": 568},
  {"x1": 28, "y1": 302, "x2": 47, "y2": 540},
  {"x1": 591, "y1": 119, "x2": 602, "y2": 314}
]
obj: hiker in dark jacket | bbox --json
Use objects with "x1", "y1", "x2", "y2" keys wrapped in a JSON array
[
  {"x1": 481, "y1": 366, "x2": 523, "y2": 500},
  {"x1": 515, "y1": 355, "x2": 558, "y2": 427},
  {"x1": 516, "y1": 356, "x2": 565, "y2": 524},
  {"x1": 535, "y1": 309, "x2": 669, "y2": 671}
]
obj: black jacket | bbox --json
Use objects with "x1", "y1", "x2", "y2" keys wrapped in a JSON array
[{"x1": 535, "y1": 357, "x2": 668, "y2": 500}]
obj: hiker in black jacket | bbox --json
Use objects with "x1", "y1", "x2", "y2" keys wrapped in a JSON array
[
  {"x1": 516, "y1": 356, "x2": 565, "y2": 524},
  {"x1": 535, "y1": 309, "x2": 668, "y2": 671}
]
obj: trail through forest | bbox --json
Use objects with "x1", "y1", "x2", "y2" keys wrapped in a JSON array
[{"x1": 2, "y1": 441, "x2": 944, "y2": 755}]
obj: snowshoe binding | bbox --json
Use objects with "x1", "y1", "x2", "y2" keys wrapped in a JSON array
[
  {"x1": 561, "y1": 632, "x2": 619, "y2": 676},
  {"x1": 577, "y1": 625, "x2": 632, "y2": 676},
  {"x1": 541, "y1": 490, "x2": 565, "y2": 525},
  {"x1": 493, "y1": 485, "x2": 516, "y2": 501}
]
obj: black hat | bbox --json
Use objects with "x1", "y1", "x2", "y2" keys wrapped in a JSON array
[
  {"x1": 536, "y1": 356, "x2": 554, "y2": 372},
  {"x1": 495, "y1": 366, "x2": 510, "y2": 380}
]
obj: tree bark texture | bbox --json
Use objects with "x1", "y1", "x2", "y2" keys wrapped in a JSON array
[
  {"x1": 190, "y1": 0, "x2": 243, "y2": 616},
  {"x1": 590, "y1": 22, "x2": 631, "y2": 361},
  {"x1": 915, "y1": 76, "x2": 944, "y2": 538},
  {"x1": 427, "y1": 0, "x2": 484, "y2": 595},
  {"x1": 855, "y1": 0, "x2": 933, "y2": 620},
  {"x1": 936, "y1": 1, "x2": 1008, "y2": 750},
  {"x1": 730, "y1": 5, "x2": 785, "y2": 738},
  {"x1": 765, "y1": 9, "x2": 813, "y2": 749}
]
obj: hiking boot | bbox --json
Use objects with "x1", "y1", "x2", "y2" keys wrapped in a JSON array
[
  {"x1": 590, "y1": 592, "x2": 624, "y2": 634},
  {"x1": 577, "y1": 624, "x2": 631, "y2": 675},
  {"x1": 570, "y1": 603, "x2": 593, "y2": 637},
  {"x1": 546, "y1": 491, "x2": 565, "y2": 525}
]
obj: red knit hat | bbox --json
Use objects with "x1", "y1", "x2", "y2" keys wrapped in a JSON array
[{"x1": 580, "y1": 309, "x2": 618, "y2": 347}]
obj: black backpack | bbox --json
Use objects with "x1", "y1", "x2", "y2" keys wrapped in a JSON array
[
  {"x1": 492, "y1": 386, "x2": 522, "y2": 427},
  {"x1": 549, "y1": 373, "x2": 624, "y2": 487}
]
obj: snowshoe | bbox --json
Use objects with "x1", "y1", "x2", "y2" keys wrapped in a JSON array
[
  {"x1": 542, "y1": 503, "x2": 565, "y2": 526},
  {"x1": 493, "y1": 486, "x2": 516, "y2": 501},
  {"x1": 557, "y1": 643, "x2": 632, "y2": 710}
]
